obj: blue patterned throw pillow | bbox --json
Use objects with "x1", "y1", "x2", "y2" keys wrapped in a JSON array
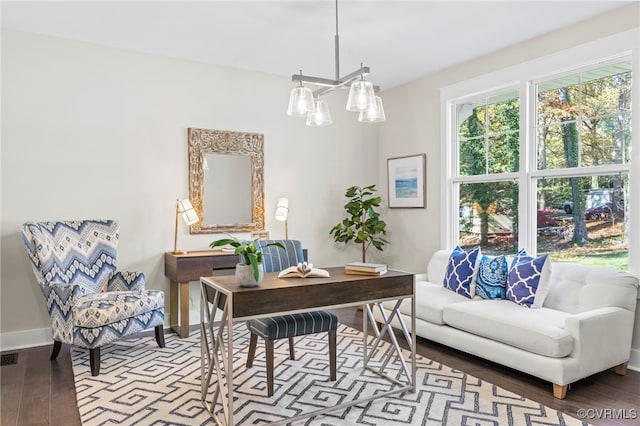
[
  {"x1": 475, "y1": 255, "x2": 508, "y2": 299},
  {"x1": 443, "y1": 246, "x2": 480, "y2": 299},
  {"x1": 506, "y1": 249, "x2": 552, "y2": 308}
]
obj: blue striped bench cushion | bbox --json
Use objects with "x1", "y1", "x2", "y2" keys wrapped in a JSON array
[{"x1": 246, "y1": 311, "x2": 338, "y2": 340}]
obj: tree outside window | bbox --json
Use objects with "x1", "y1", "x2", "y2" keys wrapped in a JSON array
[{"x1": 452, "y1": 60, "x2": 631, "y2": 270}]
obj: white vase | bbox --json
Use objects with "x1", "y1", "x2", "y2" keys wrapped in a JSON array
[{"x1": 235, "y1": 263, "x2": 264, "y2": 287}]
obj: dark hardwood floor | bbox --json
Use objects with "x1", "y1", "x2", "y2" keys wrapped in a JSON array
[{"x1": 2, "y1": 307, "x2": 639, "y2": 425}]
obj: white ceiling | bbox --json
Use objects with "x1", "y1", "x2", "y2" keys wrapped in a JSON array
[{"x1": 1, "y1": 1, "x2": 634, "y2": 90}]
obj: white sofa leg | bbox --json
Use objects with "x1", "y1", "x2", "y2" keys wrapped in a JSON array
[
  {"x1": 615, "y1": 361, "x2": 628, "y2": 375},
  {"x1": 553, "y1": 383, "x2": 568, "y2": 399}
]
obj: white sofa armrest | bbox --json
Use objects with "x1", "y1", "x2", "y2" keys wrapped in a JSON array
[
  {"x1": 565, "y1": 307, "x2": 634, "y2": 376},
  {"x1": 415, "y1": 272, "x2": 428, "y2": 282}
]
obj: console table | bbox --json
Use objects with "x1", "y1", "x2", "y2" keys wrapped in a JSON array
[
  {"x1": 200, "y1": 267, "x2": 416, "y2": 425},
  {"x1": 164, "y1": 250, "x2": 239, "y2": 338}
]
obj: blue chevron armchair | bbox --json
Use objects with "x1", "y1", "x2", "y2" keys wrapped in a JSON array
[{"x1": 22, "y1": 220, "x2": 165, "y2": 376}]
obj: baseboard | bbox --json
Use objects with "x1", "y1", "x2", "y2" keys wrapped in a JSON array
[
  {"x1": 3, "y1": 326, "x2": 640, "y2": 373},
  {"x1": 629, "y1": 348, "x2": 640, "y2": 372},
  {"x1": 0, "y1": 327, "x2": 52, "y2": 352},
  {"x1": 0, "y1": 325, "x2": 173, "y2": 352}
]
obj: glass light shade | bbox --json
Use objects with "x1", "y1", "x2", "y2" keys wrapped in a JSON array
[
  {"x1": 358, "y1": 96, "x2": 386, "y2": 123},
  {"x1": 287, "y1": 86, "x2": 314, "y2": 117},
  {"x1": 177, "y1": 199, "x2": 199, "y2": 225},
  {"x1": 306, "y1": 99, "x2": 332, "y2": 127},
  {"x1": 346, "y1": 80, "x2": 376, "y2": 112},
  {"x1": 275, "y1": 198, "x2": 289, "y2": 221}
]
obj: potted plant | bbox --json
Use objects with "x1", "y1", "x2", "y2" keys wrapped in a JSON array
[
  {"x1": 330, "y1": 184, "x2": 388, "y2": 262},
  {"x1": 210, "y1": 236, "x2": 284, "y2": 286}
]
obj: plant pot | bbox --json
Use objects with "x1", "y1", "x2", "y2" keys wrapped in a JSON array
[{"x1": 235, "y1": 263, "x2": 264, "y2": 287}]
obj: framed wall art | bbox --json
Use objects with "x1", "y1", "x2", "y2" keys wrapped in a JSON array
[{"x1": 387, "y1": 154, "x2": 426, "y2": 208}]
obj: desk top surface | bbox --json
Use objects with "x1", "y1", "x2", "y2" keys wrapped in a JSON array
[{"x1": 201, "y1": 267, "x2": 414, "y2": 319}]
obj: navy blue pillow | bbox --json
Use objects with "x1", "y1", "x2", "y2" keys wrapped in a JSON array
[
  {"x1": 506, "y1": 249, "x2": 551, "y2": 308},
  {"x1": 475, "y1": 255, "x2": 508, "y2": 299},
  {"x1": 443, "y1": 246, "x2": 480, "y2": 299}
]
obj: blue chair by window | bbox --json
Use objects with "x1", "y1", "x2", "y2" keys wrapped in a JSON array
[
  {"x1": 22, "y1": 220, "x2": 165, "y2": 376},
  {"x1": 246, "y1": 239, "x2": 338, "y2": 396}
]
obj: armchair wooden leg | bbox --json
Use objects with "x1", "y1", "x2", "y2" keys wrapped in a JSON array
[
  {"x1": 329, "y1": 330, "x2": 336, "y2": 381},
  {"x1": 50, "y1": 340, "x2": 62, "y2": 360},
  {"x1": 553, "y1": 383, "x2": 568, "y2": 399},
  {"x1": 154, "y1": 325, "x2": 165, "y2": 348},
  {"x1": 615, "y1": 362, "x2": 628, "y2": 375},
  {"x1": 90, "y1": 347, "x2": 101, "y2": 376},
  {"x1": 288, "y1": 337, "x2": 295, "y2": 360},
  {"x1": 266, "y1": 340, "x2": 274, "y2": 397},
  {"x1": 246, "y1": 333, "x2": 258, "y2": 368}
]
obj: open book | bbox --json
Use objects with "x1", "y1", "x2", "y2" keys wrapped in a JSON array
[{"x1": 278, "y1": 262, "x2": 330, "y2": 279}]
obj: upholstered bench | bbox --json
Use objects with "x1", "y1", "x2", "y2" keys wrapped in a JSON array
[{"x1": 246, "y1": 311, "x2": 338, "y2": 396}]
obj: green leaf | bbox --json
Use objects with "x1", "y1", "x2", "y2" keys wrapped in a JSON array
[
  {"x1": 246, "y1": 252, "x2": 260, "y2": 281},
  {"x1": 330, "y1": 184, "x2": 388, "y2": 258},
  {"x1": 209, "y1": 238, "x2": 240, "y2": 248}
]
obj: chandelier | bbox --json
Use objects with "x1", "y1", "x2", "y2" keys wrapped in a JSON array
[{"x1": 286, "y1": 0, "x2": 385, "y2": 126}]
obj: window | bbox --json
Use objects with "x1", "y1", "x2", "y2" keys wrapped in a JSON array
[
  {"x1": 450, "y1": 59, "x2": 632, "y2": 269},
  {"x1": 454, "y1": 91, "x2": 520, "y2": 255},
  {"x1": 533, "y1": 61, "x2": 631, "y2": 268}
]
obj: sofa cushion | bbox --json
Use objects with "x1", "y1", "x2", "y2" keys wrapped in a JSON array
[
  {"x1": 475, "y1": 255, "x2": 508, "y2": 299},
  {"x1": 443, "y1": 300, "x2": 573, "y2": 358},
  {"x1": 506, "y1": 249, "x2": 552, "y2": 308},
  {"x1": 443, "y1": 246, "x2": 480, "y2": 299},
  {"x1": 383, "y1": 280, "x2": 469, "y2": 325}
]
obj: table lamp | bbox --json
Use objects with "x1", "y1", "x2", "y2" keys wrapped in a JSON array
[
  {"x1": 173, "y1": 198, "x2": 198, "y2": 254},
  {"x1": 275, "y1": 198, "x2": 289, "y2": 239}
]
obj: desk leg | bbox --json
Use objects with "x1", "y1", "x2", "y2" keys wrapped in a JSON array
[
  {"x1": 201, "y1": 285, "x2": 234, "y2": 425},
  {"x1": 170, "y1": 280, "x2": 191, "y2": 338},
  {"x1": 363, "y1": 300, "x2": 415, "y2": 391}
]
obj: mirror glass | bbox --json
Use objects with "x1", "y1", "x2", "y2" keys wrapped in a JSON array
[
  {"x1": 203, "y1": 154, "x2": 252, "y2": 224},
  {"x1": 188, "y1": 128, "x2": 265, "y2": 233}
]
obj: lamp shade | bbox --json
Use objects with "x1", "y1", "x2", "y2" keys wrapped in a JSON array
[
  {"x1": 287, "y1": 86, "x2": 314, "y2": 117},
  {"x1": 306, "y1": 99, "x2": 332, "y2": 127},
  {"x1": 346, "y1": 80, "x2": 376, "y2": 112},
  {"x1": 177, "y1": 199, "x2": 199, "y2": 225},
  {"x1": 275, "y1": 198, "x2": 289, "y2": 221},
  {"x1": 358, "y1": 96, "x2": 386, "y2": 123}
]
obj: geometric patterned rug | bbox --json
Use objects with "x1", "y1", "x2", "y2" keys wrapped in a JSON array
[{"x1": 71, "y1": 324, "x2": 588, "y2": 425}]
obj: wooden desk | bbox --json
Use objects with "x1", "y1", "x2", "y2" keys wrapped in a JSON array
[
  {"x1": 164, "y1": 250, "x2": 239, "y2": 338},
  {"x1": 200, "y1": 267, "x2": 416, "y2": 425}
]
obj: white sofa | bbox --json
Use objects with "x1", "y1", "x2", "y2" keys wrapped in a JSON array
[{"x1": 376, "y1": 249, "x2": 639, "y2": 399}]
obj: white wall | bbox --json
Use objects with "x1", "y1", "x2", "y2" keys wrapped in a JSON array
[
  {"x1": 378, "y1": 4, "x2": 640, "y2": 369},
  {"x1": 0, "y1": 29, "x2": 378, "y2": 349}
]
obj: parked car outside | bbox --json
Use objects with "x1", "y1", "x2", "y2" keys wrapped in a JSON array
[
  {"x1": 584, "y1": 203, "x2": 612, "y2": 220},
  {"x1": 537, "y1": 210, "x2": 560, "y2": 227}
]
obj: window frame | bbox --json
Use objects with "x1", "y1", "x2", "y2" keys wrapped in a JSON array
[{"x1": 441, "y1": 30, "x2": 638, "y2": 273}]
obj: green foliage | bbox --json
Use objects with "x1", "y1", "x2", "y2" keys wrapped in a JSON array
[
  {"x1": 458, "y1": 97, "x2": 520, "y2": 247},
  {"x1": 329, "y1": 184, "x2": 388, "y2": 262},
  {"x1": 457, "y1": 66, "x2": 631, "y2": 250},
  {"x1": 209, "y1": 236, "x2": 284, "y2": 282}
]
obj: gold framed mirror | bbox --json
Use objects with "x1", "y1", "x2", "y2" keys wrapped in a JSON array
[{"x1": 187, "y1": 128, "x2": 265, "y2": 233}]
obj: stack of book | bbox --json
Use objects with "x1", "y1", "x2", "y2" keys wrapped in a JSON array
[{"x1": 344, "y1": 262, "x2": 388, "y2": 276}]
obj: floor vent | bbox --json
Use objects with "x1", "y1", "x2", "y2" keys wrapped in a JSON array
[{"x1": 1, "y1": 352, "x2": 19, "y2": 366}]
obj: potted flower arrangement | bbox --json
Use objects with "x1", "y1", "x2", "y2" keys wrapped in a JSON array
[{"x1": 210, "y1": 236, "x2": 284, "y2": 286}]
